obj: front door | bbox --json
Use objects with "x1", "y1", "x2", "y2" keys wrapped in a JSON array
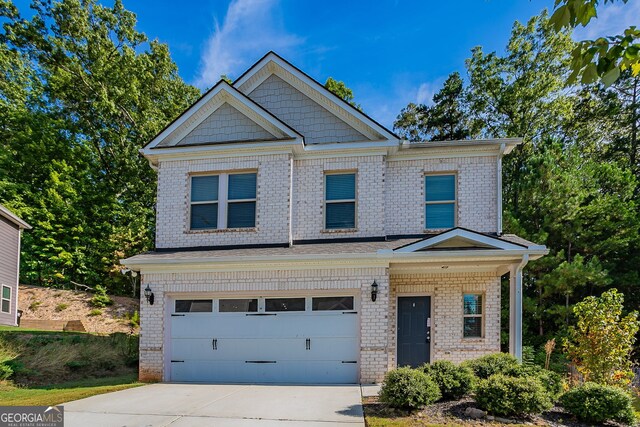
[{"x1": 397, "y1": 296, "x2": 431, "y2": 368}]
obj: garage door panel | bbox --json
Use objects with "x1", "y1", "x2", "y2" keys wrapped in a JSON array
[
  {"x1": 171, "y1": 361, "x2": 260, "y2": 383},
  {"x1": 169, "y1": 296, "x2": 359, "y2": 383}
]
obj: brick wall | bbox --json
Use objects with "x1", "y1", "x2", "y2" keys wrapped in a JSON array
[
  {"x1": 156, "y1": 153, "x2": 499, "y2": 248},
  {"x1": 385, "y1": 156, "x2": 498, "y2": 235},
  {"x1": 155, "y1": 153, "x2": 291, "y2": 248},
  {"x1": 292, "y1": 155, "x2": 386, "y2": 240},
  {"x1": 139, "y1": 267, "x2": 389, "y2": 383},
  {"x1": 389, "y1": 272, "x2": 501, "y2": 366}
]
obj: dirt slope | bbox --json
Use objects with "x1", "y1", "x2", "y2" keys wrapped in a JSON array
[{"x1": 18, "y1": 285, "x2": 139, "y2": 334}]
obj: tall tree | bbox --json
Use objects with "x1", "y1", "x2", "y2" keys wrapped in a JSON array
[
  {"x1": 0, "y1": 0, "x2": 200, "y2": 292},
  {"x1": 550, "y1": 0, "x2": 640, "y2": 85},
  {"x1": 394, "y1": 72, "x2": 474, "y2": 141},
  {"x1": 324, "y1": 77, "x2": 361, "y2": 111}
]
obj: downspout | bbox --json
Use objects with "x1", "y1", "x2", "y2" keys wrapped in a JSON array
[
  {"x1": 510, "y1": 253, "x2": 529, "y2": 361},
  {"x1": 497, "y1": 143, "x2": 506, "y2": 236}
]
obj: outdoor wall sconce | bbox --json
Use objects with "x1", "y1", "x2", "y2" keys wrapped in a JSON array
[
  {"x1": 144, "y1": 284, "x2": 155, "y2": 305},
  {"x1": 371, "y1": 280, "x2": 379, "y2": 302}
]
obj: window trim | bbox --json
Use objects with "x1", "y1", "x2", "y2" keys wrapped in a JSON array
[
  {"x1": 462, "y1": 292, "x2": 484, "y2": 339},
  {"x1": 324, "y1": 171, "x2": 358, "y2": 230},
  {"x1": 188, "y1": 171, "x2": 257, "y2": 231},
  {"x1": 1, "y1": 285, "x2": 10, "y2": 314},
  {"x1": 424, "y1": 172, "x2": 457, "y2": 230}
]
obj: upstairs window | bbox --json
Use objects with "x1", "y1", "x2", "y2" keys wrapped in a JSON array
[
  {"x1": 191, "y1": 176, "x2": 219, "y2": 230},
  {"x1": 227, "y1": 173, "x2": 257, "y2": 228},
  {"x1": 190, "y1": 172, "x2": 256, "y2": 230},
  {"x1": 425, "y1": 174, "x2": 456, "y2": 229},
  {"x1": 325, "y1": 173, "x2": 356, "y2": 229}
]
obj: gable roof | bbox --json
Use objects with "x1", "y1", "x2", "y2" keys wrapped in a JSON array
[
  {"x1": 0, "y1": 204, "x2": 31, "y2": 229},
  {"x1": 234, "y1": 51, "x2": 399, "y2": 143},
  {"x1": 393, "y1": 228, "x2": 537, "y2": 253},
  {"x1": 142, "y1": 80, "x2": 303, "y2": 151}
]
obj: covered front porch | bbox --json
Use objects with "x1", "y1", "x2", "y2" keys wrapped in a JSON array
[{"x1": 383, "y1": 228, "x2": 547, "y2": 368}]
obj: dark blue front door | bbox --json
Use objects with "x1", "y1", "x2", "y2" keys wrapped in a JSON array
[{"x1": 397, "y1": 296, "x2": 431, "y2": 368}]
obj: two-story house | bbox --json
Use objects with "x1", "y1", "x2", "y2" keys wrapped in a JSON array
[{"x1": 122, "y1": 52, "x2": 547, "y2": 384}]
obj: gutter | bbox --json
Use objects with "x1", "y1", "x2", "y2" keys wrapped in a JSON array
[
  {"x1": 497, "y1": 142, "x2": 506, "y2": 235},
  {"x1": 121, "y1": 247, "x2": 548, "y2": 270}
]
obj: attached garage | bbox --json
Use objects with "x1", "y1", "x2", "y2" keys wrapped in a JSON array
[{"x1": 168, "y1": 295, "x2": 359, "y2": 383}]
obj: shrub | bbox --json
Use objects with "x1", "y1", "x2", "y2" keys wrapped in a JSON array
[
  {"x1": 90, "y1": 285, "x2": 113, "y2": 308},
  {"x1": 0, "y1": 363, "x2": 13, "y2": 380},
  {"x1": 564, "y1": 289, "x2": 639, "y2": 387},
  {"x1": 462, "y1": 353, "x2": 519, "y2": 379},
  {"x1": 560, "y1": 382, "x2": 637, "y2": 425},
  {"x1": 55, "y1": 303, "x2": 69, "y2": 312},
  {"x1": 28, "y1": 301, "x2": 42, "y2": 311},
  {"x1": 475, "y1": 373, "x2": 553, "y2": 416},
  {"x1": 379, "y1": 367, "x2": 441, "y2": 409},
  {"x1": 504, "y1": 364, "x2": 564, "y2": 399},
  {"x1": 88, "y1": 309, "x2": 102, "y2": 316},
  {"x1": 421, "y1": 360, "x2": 475, "y2": 400}
]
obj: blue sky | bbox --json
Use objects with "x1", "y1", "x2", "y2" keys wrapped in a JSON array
[{"x1": 14, "y1": 0, "x2": 637, "y2": 127}]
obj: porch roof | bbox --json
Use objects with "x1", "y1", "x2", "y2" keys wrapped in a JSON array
[{"x1": 122, "y1": 230, "x2": 545, "y2": 269}]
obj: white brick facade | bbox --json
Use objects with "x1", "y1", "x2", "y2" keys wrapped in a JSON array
[
  {"x1": 155, "y1": 154, "x2": 291, "y2": 248},
  {"x1": 129, "y1": 53, "x2": 535, "y2": 385},
  {"x1": 138, "y1": 267, "x2": 501, "y2": 383},
  {"x1": 156, "y1": 154, "x2": 499, "y2": 247}
]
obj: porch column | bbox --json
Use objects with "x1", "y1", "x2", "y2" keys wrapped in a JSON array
[{"x1": 509, "y1": 255, "x2": 528, "y2": 361}]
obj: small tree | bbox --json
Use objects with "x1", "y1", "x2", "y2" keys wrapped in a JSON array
[{"x1": 564, "y1": 289, "x2": 639, "y2": 387}]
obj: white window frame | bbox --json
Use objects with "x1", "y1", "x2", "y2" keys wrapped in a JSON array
[
  {"x1": 1, "y1": 285, "x2": 11, "y2": 314},
  {"x1": 324, "y1": 171, "x2": 358, "y2": 230},
  {"x1": 424, "y1": 172, "x2": 457, "y2": 230},
  {"x1": 189, "y1": 171, "x2": 257, "y2": 231},
  {"x1": 462, "y1": 292, "x2": 484, "y2": 339}
]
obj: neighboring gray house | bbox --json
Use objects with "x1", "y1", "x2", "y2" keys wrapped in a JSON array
[
  {"x1": 123, "y1": 52, "x2": 548, "y2": 384},
  {"x1": 0, "y1": 204, "x2": 31, "y2": 326}
]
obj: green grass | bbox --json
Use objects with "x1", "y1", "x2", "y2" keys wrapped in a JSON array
[
  {"x1": 0, "y1": 374, "x2": 142, "y2": 406},
  {"x1": 0, "y1": 326, "x2": 86, "y2": 334}
]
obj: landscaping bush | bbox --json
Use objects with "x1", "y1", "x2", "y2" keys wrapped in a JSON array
[
  {"x1": 504, "y1": 364, "x2": 565, "y2": 399},
  {"x1": 90, "y1": 285, "x2": 113, "y2": 308},
  {"x1": 55, "y1": 303, "x2": 68, "y2": 312},
  {"x1": 421, "y1": 360, "x2": 475, "y2": 400},
  {"x1": 379, "y1": 367, "x2": 441, "y2": 409},
  {"x1": 462, "y1": 353, "x2": 519, "y2": 379},
  {"x1": 560, "y1": 382, "x2": 637, "y2": 425},
  {"x1": 474, "y1": 373, "x2": 553, "y2": 416},
  {"x1": 88, "y1": 309, "x2": 102, "y2": 316}
]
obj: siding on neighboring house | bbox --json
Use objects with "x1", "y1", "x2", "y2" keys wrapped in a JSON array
[{"x1": 0, "y1": 215, "x2": 19, "y2": 326}]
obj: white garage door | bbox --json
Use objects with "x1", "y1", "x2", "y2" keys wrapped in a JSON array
[{"x1": 169, "y1": 295, "x2": 359, "y2": 383}]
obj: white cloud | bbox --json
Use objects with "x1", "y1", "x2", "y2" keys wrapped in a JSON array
[
  {"x1": 573, "y1": 0, "x2": 640, "y2": 40},
  {"x1": 415, "y1": 79, "x2": 444, "y2": 106},
  {"x1": 194, "y1": 0, "x2": 303, "y2": 89}
]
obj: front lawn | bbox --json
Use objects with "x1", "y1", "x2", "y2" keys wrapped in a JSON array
[{"x1": 0, "y1": 374, "x2": 142, "y2": 406}]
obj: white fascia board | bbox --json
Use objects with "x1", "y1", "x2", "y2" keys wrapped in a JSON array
[
  {"x1": 395, "y1": 229, "x2": 527, "y2": 253},
  {"x1": 140, "y1": 139, "x2": 300, "y2": 164},
  {"x1": 0, "y1": 205, "x2": 31, "y2": 229},
  {"x1": 293, "y1": 140, "x2": 398, "y2": 159},
  {"x1": 389, "y1": 138, "x2": 522, "y2": 161},
  {"x1": 234, "y1": 53, "x2": 399, "y2": 142}
]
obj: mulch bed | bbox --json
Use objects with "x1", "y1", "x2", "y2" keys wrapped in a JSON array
[{"x1": 363, "y1": 396, "x2": 626, "y2": 426}]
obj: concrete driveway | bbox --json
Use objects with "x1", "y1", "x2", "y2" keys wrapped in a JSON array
[{"x1": 63, "y1": 383, "x2": 365, "y2": 426}]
